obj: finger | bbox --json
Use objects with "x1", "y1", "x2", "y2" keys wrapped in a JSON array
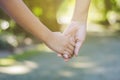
[
  {"x1": 67, "y1": 38, "x2": 76, "y2": 51},
  {"x1": 62, "y1": 52, "x2": 73, "y2": 61},
  {"x1": 65, "y1": 48, "x2": 73, "y2": 58},
  {"x1": 67, "y1": 45, "x2": 74, "y2": 53},
  {"x1": 69, "y1": 37, "x2": 76, "y2": 47},
  {"x1": 63, "y1": 54, "x2": 70, "y2": 62},
  {"x1": 57, "y1": 54, "x2": 62, "y2": 57},
  {"x1": 62, "y1": 51, "x2": 71, "y2": 59},
  {"x1": 63, "y1": 54, "x2": 69, "y2": 59},
  {"x1": 57, "y1": 53, "x2": 70, "y2": 61},
  {"x1": 58, "y1": 53, "x2": 67, "y2": 59},
  {"x1": 74, "y1": 41, "x2": 83, "y2": 57}
]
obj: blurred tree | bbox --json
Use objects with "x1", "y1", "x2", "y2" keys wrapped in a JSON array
[
  {"x1": 0, "y1": 0, "x2": 64, "y2": 35},
  {"x1": 56, "y1": 0, "x2": 75, "y2": 24},
  {"x1": 90, "y1": 0, "x2": 120, "y2": 26},
  {"x1": 24, "y1": 0, "x2": 64, "y2": 31}
]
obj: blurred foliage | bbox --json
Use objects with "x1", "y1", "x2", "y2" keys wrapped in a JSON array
[
  {"x1": 89, "y1": 0, "x2": 120, "y2": 29},
  {"x1": 56, "y1": 0, "x2": 75, "y2": 24},
  {"x1": 24, "y1": 0, "x2": 64, "y2": 31},
  {"x1": 0, "y1": 0, "x2": 65, "y2": 34},
  {"x1": 0, "y1": 0, "x2": 120, "y2": 49},
  {"x1": 0, "y1": 37, "x2": 13, "y2": 51}
]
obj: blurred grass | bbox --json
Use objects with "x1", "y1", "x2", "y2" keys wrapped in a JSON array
[
  {"x1": 0, "y1": 44, "x2": 51, "y2": 66},
  {"x1": 0, "y1": 50, "x2": 39, "y2": 66}
]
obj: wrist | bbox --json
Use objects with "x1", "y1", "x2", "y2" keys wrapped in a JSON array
[
  {"x1": 70, "y1": 21, "x2": 86, "y2": 26},
  {"x1": 72, "y1": 13, "x2": 88, "y2": 24},
  {"x1": 71, "y1": 18, "x2": 87, "y2": 24},
  {"x1": 40, "y1": 29, "x2": 53, "y2": 43},
  {"x1": 69, "y1": 21, "x2": 87, "y2": 31}
]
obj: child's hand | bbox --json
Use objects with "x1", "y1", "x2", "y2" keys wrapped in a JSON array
[{"x1": 44, "y1": 32, "x2": 75, "y2": 58}]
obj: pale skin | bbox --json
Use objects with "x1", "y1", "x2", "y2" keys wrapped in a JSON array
[
  {"x1": 58, "y1": 0, "x2": 91, "y2": 61},
  {"x1": 0, "y1": 0, "x2": 75, "y2": 57}
]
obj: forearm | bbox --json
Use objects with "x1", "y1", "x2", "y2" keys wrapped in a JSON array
[
  {"x1": 72, "y1": 0, "x2": 91, "y2": 24},
  {"x1": 0, "y1": 0, "x2": 51, "y2": 42}
]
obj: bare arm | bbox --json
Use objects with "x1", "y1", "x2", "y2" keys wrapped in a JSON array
[
  {"x1": 63, "y1": 0, "x2": 91, "y2": 60},
  {"x1": 72, "y1": 0, "x2": 91, "y2": 24},
  {"x1": 0, "y1": 0, "x2": 75, "y2": 55},
  {"x1": 0, "y1": 0, "x2": 51, "y2": 42},
  {"x1": 72, "y1": 0, "x2": 91, "y2": 56}
]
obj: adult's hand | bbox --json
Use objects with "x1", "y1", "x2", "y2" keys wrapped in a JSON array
[{"x1": 62, "y1": 21, "x2": 87, "y2": 61}]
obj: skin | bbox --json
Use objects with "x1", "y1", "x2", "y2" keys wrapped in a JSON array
[
  {"x1": 0, "y1": 0, "x2": 75, "y2": 56},
  {"x1": 59, "y1": 0, "x2": 91, "y2": 61}
]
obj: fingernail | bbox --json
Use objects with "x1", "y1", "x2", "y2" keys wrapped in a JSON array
[{"x1": 64, "y1": 54, "x2": 68, "y2": 59}]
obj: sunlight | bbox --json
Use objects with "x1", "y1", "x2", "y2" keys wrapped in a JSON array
[
  {"x1": 0, "y1": 20, "x2": 9, "y2": 30},
  {"x1": 84, "y1": 66, "x2": 107, "y2": 74},
  {"x1": 58, "y1": 70, "x2": 75, "y2": 77},
  {"x1": 57, "y1": 0, "x2": 75, "y2": 24},
  {"x1": 24, "y1": 37, "x2": 33, "y2": 45},
  {"x1": 37, "y1": 44, "x2": 53, "y2": 52},
  {"x1": 0, "y1": 60, "x2": 38, "y2": 75},
  {"x1": 24, "y1": 61, "x2": 38, "y2": 69},
  {"x1": 107, "y1": 11, "x2": 120, "y2": 25},
  {"x1": 7, "y1": 35, "x2": 18, "y2": 47},
  {"x1": 70, "y1": 62, "x2": 96, "y2": 69},
  {"x1": 32, "y1": 7, "x2": 43, "y2": 17},
  {"x1": 57, "y1": 16, "x2": 72, "y2": 24},
  {"x1": 0, "y1": 58, "x2": 16, "y2": 66},
  {"x1": 89, "y1": 67, "x2": 106, "y2": 74},
  {"x1": 87, "y1": 23, "x2": 105, "y2": 32},
  {"x1": 0, "y1": 65, "x2": 30, "y2": 75}
]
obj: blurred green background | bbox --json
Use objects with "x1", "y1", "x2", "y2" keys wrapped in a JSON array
[{"x1": 0, "y1": 0, "x2": 120, "y2": 80}]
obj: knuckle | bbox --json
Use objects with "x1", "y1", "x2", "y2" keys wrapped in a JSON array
[
  {"x1": 61, "y1": 49, "x2": 64, "y2": 53},
  {"x1": 64, "y1": 43, "x2": 68, "y2": 47},
  {"x1": 58, "y1": 48, "x2": 64, "y2": 53}
]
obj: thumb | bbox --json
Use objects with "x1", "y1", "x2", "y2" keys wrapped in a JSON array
[
  {"x1": 74, "y1": 41, "x2": 82, "y2": 56},
  {"x1": 54, "y1": 32, "x2": 62, "y2": 35}
]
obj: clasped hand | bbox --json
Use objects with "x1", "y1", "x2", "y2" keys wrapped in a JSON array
[{"x1": 57, "y1": 21, "x2": 86, "y2": 61}]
